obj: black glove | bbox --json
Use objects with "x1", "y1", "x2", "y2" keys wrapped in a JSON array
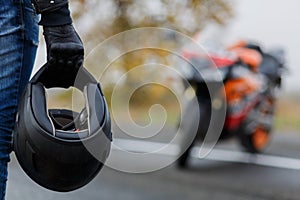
[
  {"x1": 43, "y1": 24, "x2": 84, "y2": 70},
  {"x1": 31, "y1": 0, "x2": 68, "y2": 14}
]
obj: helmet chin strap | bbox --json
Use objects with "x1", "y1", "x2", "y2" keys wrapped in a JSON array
[{"x1": 48, "y1": 109, "x2": 77, "y2": 131}]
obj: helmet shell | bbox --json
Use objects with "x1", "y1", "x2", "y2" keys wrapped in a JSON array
[{"x1": 13, "y1": 65, "x2": 112, "y2": 192}]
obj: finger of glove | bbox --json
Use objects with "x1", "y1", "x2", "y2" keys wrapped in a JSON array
[{"x1": 49, "y1": 43, "x2": 84, "y2": 69}]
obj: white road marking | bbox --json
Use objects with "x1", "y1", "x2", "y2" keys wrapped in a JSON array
[
  {"x1": 112, "y1": 138, "x2": 180, "y2": 156},
  {"x1": 112, "y1": 138, "x2": 300, "y2": 170}
]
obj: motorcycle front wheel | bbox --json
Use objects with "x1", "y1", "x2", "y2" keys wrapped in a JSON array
[{"x1": 177, "y1": 97, "x2": 211, "y2": 169}]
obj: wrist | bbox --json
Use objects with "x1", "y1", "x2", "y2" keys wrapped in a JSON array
[
  {"x1": 31, "y1": 0, "x2": 72, "y2": 26},
  {"x1": 31, "y1": 0, "x2": 69, "y2": 14},
  {"x1": 39, "y1": 5, "x2": 72, "y2": 26}
]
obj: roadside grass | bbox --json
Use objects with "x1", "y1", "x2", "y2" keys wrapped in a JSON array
[{"x1": 274, "y1": 96, "x2": 300, "y2": 132}]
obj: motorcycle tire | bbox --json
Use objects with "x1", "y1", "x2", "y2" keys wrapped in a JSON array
[
  {"x1": 176, "y1": 97, "x2": 211, "y2": 169},
  {"x1": 239, "y1": 96, "x2": 275, "y2": 153},
  {"x1": 239, "y1": 126, "x2": 270, "y2": 153},
  {"x1": 177, "y1": 141, "x2": 195, "y2": 169}
]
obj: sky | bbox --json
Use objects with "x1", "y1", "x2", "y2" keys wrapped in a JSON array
[{"x1": 224, "y1": 0, "x2": 300, "y2": 93}]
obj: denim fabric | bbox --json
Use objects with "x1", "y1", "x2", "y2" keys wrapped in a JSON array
[{"x1": 0, "y1": 0, "x2": 39, "y2": 199}]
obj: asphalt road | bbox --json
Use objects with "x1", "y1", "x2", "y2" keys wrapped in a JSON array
[{"x1": 7, "y1": 131, "x2": 300, "y2": 200}]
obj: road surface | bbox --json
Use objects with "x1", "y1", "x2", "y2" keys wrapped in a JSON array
[{"x1": 7, "y1": 131, "x2": 300, "y2": 200}]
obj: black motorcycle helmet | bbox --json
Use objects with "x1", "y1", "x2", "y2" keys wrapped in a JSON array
[{"x1": 13, "y1": 64, "x2": 112, "y2": 192}]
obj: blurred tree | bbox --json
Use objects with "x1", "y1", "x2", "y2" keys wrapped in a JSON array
[
  {"x1": 70, "y1": 0, "x2": 234, "y2": 51},
  {"x1": 67, "y1": 0, "x2": 234, "y2": 116}
]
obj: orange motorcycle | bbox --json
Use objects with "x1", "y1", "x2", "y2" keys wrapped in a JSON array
[{"x1": 177, "y1": 41, "x2": 285, "y2": 168}]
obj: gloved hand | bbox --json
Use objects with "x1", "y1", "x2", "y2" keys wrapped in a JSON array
[{"x1": 43, "y1": 24, "x2": 84, "y2": 70}]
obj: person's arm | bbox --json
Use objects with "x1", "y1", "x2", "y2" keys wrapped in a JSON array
[{"x1": 32, "y1": 0, "x2": 84, "y2": 70}]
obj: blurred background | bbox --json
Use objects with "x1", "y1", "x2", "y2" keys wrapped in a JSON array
[
  {"x1": 8, "y1": 0, "x2": 300, "y2": 199},
  {"x1": 34, "y1": 0, "x2": 300, "y2": 132}
]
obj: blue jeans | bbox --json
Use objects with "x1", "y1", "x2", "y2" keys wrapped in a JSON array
[{"x1": 0, "y1": 0, "x2": 39, "y2": 199}]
